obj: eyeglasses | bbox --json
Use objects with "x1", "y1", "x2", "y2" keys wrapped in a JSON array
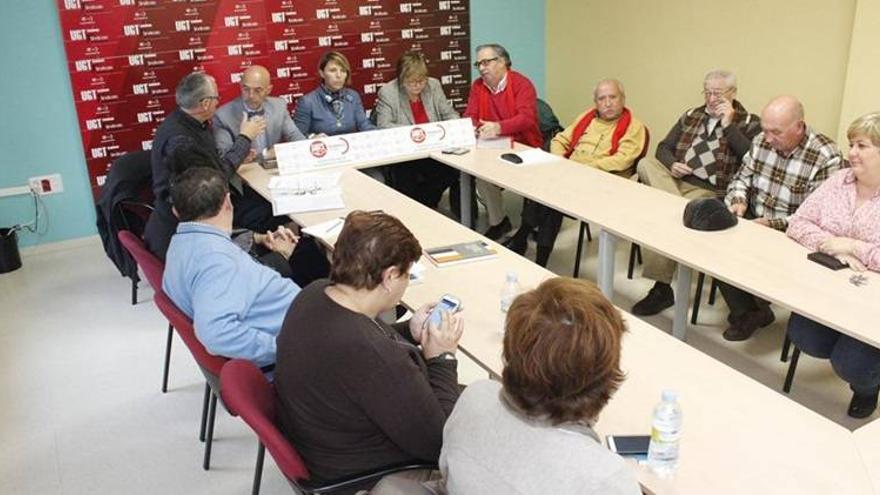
[
  {"x1": 702, "y1": 88, "x2": 733, "y2": 98},
  {"x1": 201, "y1": 95, "x2": 220, "y2": 102},
  {"x1": 404, "y1": 78, "x2": 427, "y2": 87},
  {"x1": 241, "y1": 85, "x2": 267, "y2": 95},
  {"x1": 473, "y1": 57, "x2": 499, "y2": 68}
]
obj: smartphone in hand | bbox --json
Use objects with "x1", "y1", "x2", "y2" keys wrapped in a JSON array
[{"x1": 426, "y1": 294, "x2": 462, "y2": 328}]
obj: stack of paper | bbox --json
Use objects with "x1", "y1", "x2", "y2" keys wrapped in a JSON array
[
  {"x1": 268, "y1": 172, "x2": 345, "y2": 215},
  {"x1": 476, "y1": 136, "x2": 513, "y2": 149},
  {"x1": 425, "y1": 240, "x2": 498, "y2": 267}
]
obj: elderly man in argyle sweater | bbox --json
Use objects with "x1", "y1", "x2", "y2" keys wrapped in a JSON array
[{"x1": 632, "y1": 69, "x2": 761, "y2": 318}]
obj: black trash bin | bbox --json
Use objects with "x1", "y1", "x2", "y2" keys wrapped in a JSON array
[{"x1": 0, "y1": 228, "x2": 22, "y2": 274}]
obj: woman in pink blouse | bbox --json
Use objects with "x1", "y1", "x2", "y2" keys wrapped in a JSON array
[{"x1": 785, "y1": 112, "x2": 880, "y2": 418}]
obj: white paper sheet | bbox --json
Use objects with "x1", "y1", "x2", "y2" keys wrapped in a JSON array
[
  {"x1": 271, "y1": 192, "x2": 345, "y2": 215},
  {"x1": 497, "y1": 147, "x2": 558, "y2": 166},
  {"x1": 476, "y1": 136, "x2": 513, "y2": 149}
]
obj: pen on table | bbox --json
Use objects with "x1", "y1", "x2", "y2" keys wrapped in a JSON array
[{"x1": 325, "y1": 218, "x2": 344, "y2": 234}]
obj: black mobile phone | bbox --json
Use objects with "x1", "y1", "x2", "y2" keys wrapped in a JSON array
[
  {"x1": 606, "y1": 435, "x2": 650, "y2": 456},
  {"x1": 807, "y1": 251, "x2": 847, "y2": 270}
]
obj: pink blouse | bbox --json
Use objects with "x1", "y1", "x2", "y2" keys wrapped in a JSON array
[{"x1": 786, "y1": 168, "x2": 880, "y2": 271}]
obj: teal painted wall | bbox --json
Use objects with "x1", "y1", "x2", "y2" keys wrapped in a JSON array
[
  {"x1": 0, "y1": 0, "x2": 546, "y2": 248},
  {"x1": 471, "y1": 0, "x2": 546, "y2": 97},
  {"x1": 0, "y1": 1, "x2": 97, "y2": 248}
]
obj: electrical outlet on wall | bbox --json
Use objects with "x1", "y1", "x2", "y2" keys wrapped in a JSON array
[{"x1": 28, "y1": 174, "x2": 64, "y2": 195}]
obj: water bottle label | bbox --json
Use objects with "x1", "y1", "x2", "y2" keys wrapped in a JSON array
[{"x1": 651, "y1": 426, "x2": 681, "y2": 443}]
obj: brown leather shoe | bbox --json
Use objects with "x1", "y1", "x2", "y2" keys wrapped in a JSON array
[{"x1": 723, "y1": 307, "x2": 775, "y2": 341}]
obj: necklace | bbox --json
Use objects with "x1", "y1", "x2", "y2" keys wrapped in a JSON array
[{"x1": 369, "y1": 317, "x2": 394, "y2": 340}]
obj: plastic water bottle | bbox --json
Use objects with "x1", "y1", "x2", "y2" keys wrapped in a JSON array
[
  {"x1": 647, "y1": 390, "x2": 683, "y2": 476},
  {"x1": 500, "y1": 272, "x2": 521, "y2": 313}
]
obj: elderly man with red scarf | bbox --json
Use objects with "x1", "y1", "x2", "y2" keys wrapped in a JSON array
[
  {"x1": 464, "y1": 43, "x2": 543, "y2": 241},
  {"x1": 505, "y1": 78, "x2": 647, "y2": 266}
]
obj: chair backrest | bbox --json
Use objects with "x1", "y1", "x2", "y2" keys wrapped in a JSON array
[
  {"x1": 153, "y1": 291, "x2": 228, "y2": 377},
  {"x1": 108, "y1": 151, "x2": 155, "y2": 229},
  {"x1": 634, "y1": 126, "x2": 651, "y2": 167},
  {"x1": 220, "y1": 359, "x2": 311, "y2": 481},
  {"x1": 536, "y1": 98, "x2": 564, "y2": 152},
  {"x1": 118, "y1": 230, "x2": 164, "y2": 292}
]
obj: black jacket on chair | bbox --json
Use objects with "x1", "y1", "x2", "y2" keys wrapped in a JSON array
[{"x1": 96, "y1": 150, "x2": 153, "y2": 278}]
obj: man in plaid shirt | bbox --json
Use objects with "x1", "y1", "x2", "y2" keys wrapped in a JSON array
[{"x1": 719, "y1": 95, "x2": 843, "y2": 341}]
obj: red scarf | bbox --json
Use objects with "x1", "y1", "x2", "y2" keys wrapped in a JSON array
[{"x1": 564, "y1": 108, "x2": 632, "y2": 158}]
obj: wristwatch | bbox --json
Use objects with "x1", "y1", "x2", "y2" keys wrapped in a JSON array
[{"x1": 430, "y1": 352, "x2": 457, "y2": 362}]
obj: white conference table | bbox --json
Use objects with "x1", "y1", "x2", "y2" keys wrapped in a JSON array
[
  {"x1": 240, "y1": 164, "x2": 877, "y2": 494},
  {"x1": 856, "y1": 420, "x2": 880, "y2": 493},
  {"x1": 431, "y1": 146, "x2": 880, "y2": 349}
]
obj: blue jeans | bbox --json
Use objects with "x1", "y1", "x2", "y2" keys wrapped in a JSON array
[{"x1": 787, "y1": 313, "x2": 880, "y2": 394}]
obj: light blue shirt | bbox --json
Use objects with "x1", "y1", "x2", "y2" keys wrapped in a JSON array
[{"x1": 163, "y1": 222, "x2": 300, "y2": 367}]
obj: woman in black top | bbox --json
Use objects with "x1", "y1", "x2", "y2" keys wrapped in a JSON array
[{"x1": 274, "y1": 210, "x2": 463, "y2": 491}]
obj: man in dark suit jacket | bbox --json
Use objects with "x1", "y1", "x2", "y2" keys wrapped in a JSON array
[
  {"x1": 213, "y1": 65, "x2": 305, "y2": 161},
  {"x1": 144, "y1": 72, "x2": 266, "y2": 259}
]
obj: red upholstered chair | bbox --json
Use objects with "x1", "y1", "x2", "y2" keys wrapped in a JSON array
[
  {"x1": 220, "y1": 359, "x2": 437, "y2": 495},
  {"x1": 117, "y1": 230, "x2": 174, "y2": 394},
  {"x1": 153, "y1": 290, "x2": 229, "y2": 470}
]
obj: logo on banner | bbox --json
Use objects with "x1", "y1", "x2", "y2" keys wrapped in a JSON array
[
  {"x1": 410, "y1": 127, "x2": 427, "y2": 143},
  {"x1": 310, "y1": 141, "x2": 328, "y2": 158}
]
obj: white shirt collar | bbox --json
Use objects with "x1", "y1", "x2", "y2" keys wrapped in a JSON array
[{"x1": 485, "y1": 73, "x2": 509, "y2": 95}]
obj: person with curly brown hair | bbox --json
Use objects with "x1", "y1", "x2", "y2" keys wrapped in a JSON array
[{"x1": 439, "y1": 277, "x2": 639, "y2": 494}]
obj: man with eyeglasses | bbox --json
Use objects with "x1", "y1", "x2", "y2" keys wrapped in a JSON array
[
  {"x1": 631, "y1": 69, "x2": 762, "y2": 318},
  {"x1": 464, "y1": 43, "x2": 543, "y2": 241},
  {"x1": 145, "y1": 72, "x2": 269, "y2": 260},
  {"x1": 717, "y1": 95, "x2": 842, "y2": 341},
  {"x1": 213, "y1": 65, "x2": 305, "y2": 163}
]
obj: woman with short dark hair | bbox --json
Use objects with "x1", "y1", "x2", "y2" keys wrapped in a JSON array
[
  {"x1": 439, "y1": 277, "x2": 640, "y2": 494},
  {"x1": 294, "y1": 51, "x2": 376, "y2": 137},
  {"x1": 274, "y1": 210, "x2": 464, "y2": 492}
]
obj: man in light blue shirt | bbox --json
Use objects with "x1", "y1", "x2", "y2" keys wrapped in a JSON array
[{"x1": 163, "y1": 167, "x2": 300, "y2": 368}]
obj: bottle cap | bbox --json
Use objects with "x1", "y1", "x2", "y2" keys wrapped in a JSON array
[
  {"x1": 661, "y1": 389, "x2": 678, "y2": 402},
  {"x1": 506, "y1": 271, "x2": 518, "y2": 282}
]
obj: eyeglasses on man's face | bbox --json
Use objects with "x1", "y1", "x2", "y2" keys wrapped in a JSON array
[
  {"x1": 702, "y1": 87, "x2": 733, "y2": 99},
  {"x1": 241, "y1": 85, "x2": 267, "y2": 95},
  {"x1": 473, "y1": 57, "x2": 499, "y2": 69}
]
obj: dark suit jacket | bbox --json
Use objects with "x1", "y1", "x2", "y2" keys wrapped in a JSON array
[{"x1": 374, "y1": 77, "x2": 459, "y2": 128}]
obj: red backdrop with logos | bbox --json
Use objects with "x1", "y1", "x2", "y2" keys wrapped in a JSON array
[{"x1": 57, "y1": 0, "x2": 471, "y2": 199}]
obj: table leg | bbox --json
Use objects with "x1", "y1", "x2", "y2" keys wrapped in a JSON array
[
  {"x1": 460, "y1": 171, "x2": 473, "y2": 228},
  {"x1": 597, "y1": 230, "x2": 617, "y2": 297},
  {"x1": 673, "y1": 265, "x2": 693, "y2": 340}
]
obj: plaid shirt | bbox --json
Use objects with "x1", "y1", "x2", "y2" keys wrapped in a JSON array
[{"x1": 726, "y1": 127, "x2": 843, "y2": 231}]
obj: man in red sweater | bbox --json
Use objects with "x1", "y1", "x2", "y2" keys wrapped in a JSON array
[{"x1": 464, "y1": 43, "x2": 543, "y2": 240}]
